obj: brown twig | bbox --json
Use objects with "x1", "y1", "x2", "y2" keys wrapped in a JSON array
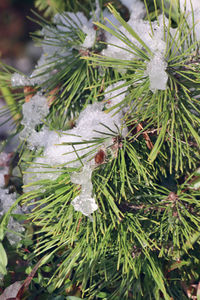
[
  {"x1": 23, "y1": 86, "x2": 35, "y2": 103},
  {"x1": 136, "y1": 122, "x2": 154, "y2": 150},
  {"x1": 76, "y1": 217, "x2": 82, "y2": 233},
  {"x1": 7, "y1": 258, "x2": 44, "y2": 300}
]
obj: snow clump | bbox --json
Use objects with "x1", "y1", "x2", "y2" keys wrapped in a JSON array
[
  {"x1": 22, "y1": 83, "x2": 129, "y2": 215},
  {"x1": 11, "y1": 10, "x2": 97, "y2": 86},
  {"x1": 71, "y1": 165, "x2": 98, "y2": 217},
  {"x1": 69, "y1": 83, "x2": 129, "y2": 216},
  {"x1": 23, "y1": 97, "x2": 128, "y2": 191},
  {"x1": 146, "y1": 16, "x2": 168, "y2": 92},
  {"x1": 120, "y1": 0, "x2": 146, "y2": 19},
  {"x1": 11, "y1": 73, "x2": 32, "y2": 87},
  {"x1": 19, "y1": 92, "x2": 49, "y2": 149},
  {"x1": 146, "y1": 55, "x2": 168, "y2": 92},
  {"x1": 0, "y1": 189, "x2": 24, "y2": 245},
  {"x1": 0, "y1": 154, "x2": 24, "y2": 245},
  {"x1": 103, "y1": 13, "x2": 169, "y2": 91}
]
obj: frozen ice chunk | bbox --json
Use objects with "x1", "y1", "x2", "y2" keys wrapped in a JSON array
[
  {"x1": 144, "y1": 17, "x2": 168, "y2": 92},
  {"x1": 11, "y1": 73, "x2": 32, "y2": 87},
  {"x1": 0, "y1": 189, "x2": 14, "y2": 215},
  {"x1": 71, "y1": 165, "x2": 92, "y2": 185},
  {"x1": 71, "y1": 165, "x2": 98, "y2": 216},
  {"x1": 43, "y1": 130, "x2": 87, "y2": 167},
  {"x1": 20, "y1": 125, "x2": 50, "y2": 150},
  {"x1": 147, "y1": 54, "x2": 168, "y2": 92},
  {"x1": 72, "y1": 195, "x2": 98, "y2": 216},
  {"x1": 103, "y1": 19, "x2": 150, "y2": 61},
  {"x1": 128, "y1": 15, "x2": 167, "y2": 54}
]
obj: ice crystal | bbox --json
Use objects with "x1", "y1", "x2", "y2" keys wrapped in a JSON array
[
  {"x1": 72, "y1": 195, "x2": 98, "y2": 217},
  {"x1": 71, "y1": 165, "x2": 98, "y2": 216}
]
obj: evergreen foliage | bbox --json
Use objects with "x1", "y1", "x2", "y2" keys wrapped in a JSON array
[{"x1": 0, "y1": 0, "x2": 200, "y2": 299}]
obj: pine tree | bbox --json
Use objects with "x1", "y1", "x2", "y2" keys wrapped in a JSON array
[{"x1": 0, "y1": 0, "x2": 200, "y2": 299}]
